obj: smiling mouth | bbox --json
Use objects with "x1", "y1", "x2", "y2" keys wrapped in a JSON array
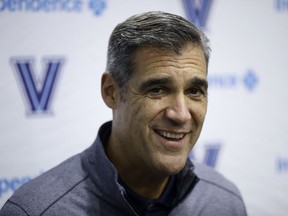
[{"x1": 156, "y1": 130, "x2": 186, "y2": 140}]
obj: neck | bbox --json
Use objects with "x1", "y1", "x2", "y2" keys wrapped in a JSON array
[
  {"x1": 106, "y1": 136, "x2": 169, "y2": 199},
  {"x1": 119, "y1": 170, "x2": 169, "y2": 199}
]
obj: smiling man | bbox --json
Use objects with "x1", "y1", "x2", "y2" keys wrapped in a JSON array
[
  {"x1": 103, "y1": 44, "x2": 208, "y2": 201},
  {"x1": 0, "y1": 11, "x2": 247, "y2": 216}
]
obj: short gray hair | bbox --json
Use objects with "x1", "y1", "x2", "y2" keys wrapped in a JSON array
[{"x1": 106, "y1": 11, "x2": 211, "y2": 88}]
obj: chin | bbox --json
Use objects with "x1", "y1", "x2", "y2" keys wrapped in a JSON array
[{"x1": 159, "y1": 157, "x2": 187, "y2": 176}]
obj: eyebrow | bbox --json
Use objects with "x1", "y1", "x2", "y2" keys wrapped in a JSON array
[
  {"x1": 138, "y1": 76, "x2": 208, "y2": 91},
  {"x1": 139, "y1": 77, "x2": 172, "y2": 91}
]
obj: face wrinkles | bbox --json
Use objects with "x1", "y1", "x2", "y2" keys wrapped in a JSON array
[
  {"x1": 134, "y1": 45, "x2": 206, "y2": 73},
  {"x1": 112, "y1": 44, "x2": 208, "y2": 179},
  {"x1": 138, "y1": 55, "x2": 205, "y2": 77}
]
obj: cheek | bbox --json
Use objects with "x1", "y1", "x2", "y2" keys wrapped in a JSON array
[
  {"x1": 199, "y1": 106, "x2": 207, "y2": 119},
  {"x1": 126, "y1": 100, "x2": 151, "y2": 124},
  {"x1": 192, "y1": 102, "x2": 207, "y2": 122},
  {"x1": 134, "y1": 99, "x2": 163, "y2": 119}
]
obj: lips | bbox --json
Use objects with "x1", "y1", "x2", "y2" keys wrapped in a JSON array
[
  {"x1": 153, "y1": 128, "x2": 191, "y2": 151},
  {"x1": 156, "y1": 130, "x2": 186, "y2": 140}
]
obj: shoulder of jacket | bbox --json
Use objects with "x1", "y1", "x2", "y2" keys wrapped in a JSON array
[
  {"x1": 6, "y1": 154, "x2": 88, "y2": 216},
  {"x1": 192, "y1": 161, "x2": 243, "y2": 200}
]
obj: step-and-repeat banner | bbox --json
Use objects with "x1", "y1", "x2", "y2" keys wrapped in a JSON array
[{"x1": 1, "y1": 0, "x2": 287, "y2": 215}]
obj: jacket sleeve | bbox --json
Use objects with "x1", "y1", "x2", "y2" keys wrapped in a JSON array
[{"x1": 0, "y1": 201, "x2": 29, "y2": 216}]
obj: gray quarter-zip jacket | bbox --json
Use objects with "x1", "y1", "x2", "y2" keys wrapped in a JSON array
[{"x1": 0, "y1": 121, "x2": 247, "y2": 216}]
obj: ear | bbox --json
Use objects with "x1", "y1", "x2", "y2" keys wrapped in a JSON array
[{"x1": 101, "y1": 72, "x2": 119, "y2": 109}]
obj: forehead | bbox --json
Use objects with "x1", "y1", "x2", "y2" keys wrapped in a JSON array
[{"x1": 132, "y1": 45, "x2": 207, "y2": 79}]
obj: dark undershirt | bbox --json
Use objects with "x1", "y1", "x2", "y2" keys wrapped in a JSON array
[{"x1": 118, "y1": 175, "x2": 177, "y2": 216}]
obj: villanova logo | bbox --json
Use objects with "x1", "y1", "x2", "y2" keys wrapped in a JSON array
[
  {"x1": 11, "y1": 58, "x2": 64, "y2": 115},
  {"x1": 89, "y1": 0, "x2": 106, "y2": 15},
  {"x1": 190, "y1": 143, "x2": 221, "y2": 168},
  {"x1": 182, "y1": 0, "x2": 213, "y2": 29}
]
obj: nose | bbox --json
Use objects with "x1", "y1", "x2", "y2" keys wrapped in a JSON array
[{"x1": 164, "y1": 94, "x2": 191, "y2": 125}]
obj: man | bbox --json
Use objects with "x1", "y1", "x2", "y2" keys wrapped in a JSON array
[{"x1": 0, "y1": 11, "x2": 247, "y2": 215}]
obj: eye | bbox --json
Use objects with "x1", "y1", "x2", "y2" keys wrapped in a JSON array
[
  {"x1": 190, "y1": 87, "x2": 200, "y2": 95},
  {"x1": 187, "y1": 87, "x2": 206, "y2": 98},
  {"x1": 146, "y1": 86, "x2": 168, "y2": 99},
  {"x1": 149, "y1": 87, "x2": 163, "y2": 94}
]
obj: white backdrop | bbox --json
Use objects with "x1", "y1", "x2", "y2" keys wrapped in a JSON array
[{"x1": 1, "y1": 0, "x2": 288, "y2": 215}]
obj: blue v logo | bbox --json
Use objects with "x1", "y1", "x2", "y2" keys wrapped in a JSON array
[
  {"x1": 11, "y1": 58, "x2": 64, "y2": 115},
  {"x1": 182, "y1": 0, "x2": 213, "y2": 29}
]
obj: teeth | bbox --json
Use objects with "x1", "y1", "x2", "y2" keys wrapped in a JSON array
[{"x1": 158, "y1": 130, "x2": 184, "y2": 139}]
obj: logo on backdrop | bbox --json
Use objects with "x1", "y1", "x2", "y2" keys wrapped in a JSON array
[
  {"x1": 208, "y1": 69, "x2": 259, "y2": 92},
  {"x1": 182, "y1": 0, "x2": 213, "y2": 29},
  {"x1": 0, "y1": 0, "x2": 106, "y2": 16},
  {"x1": 89, "y1": 0, "x2": 106, "y2": 15},
  {"x1": 190, "y1": 143, "x2": 221, "y2": 168},
  {"x1": 275, "y1": 0, "x2": 288, "y2": 12},
  {"x1": 11, "y1": 57, "x2": 64, "y2": 115},
  {"x1": 276, "y1": 156, "x2": 288, "y2": 173}
]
